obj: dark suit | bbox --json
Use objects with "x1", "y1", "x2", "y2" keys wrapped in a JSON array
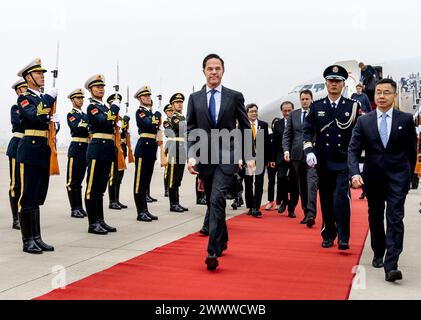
[
  {"x1": 348, "y1": 109, "x2": 417, "y2": 272},
  {"x1": 283, "y1": 108, "x2": 318, "y2": 219},
  {"x1": 272, "y1": 118, "x2": 299, "y2": 211},
  {"x1": 187, "y1": 86, "x2": 250, "y2": 256},
  {"x1": 244, "y1": 120, "x2": 270, "y2": 211}
]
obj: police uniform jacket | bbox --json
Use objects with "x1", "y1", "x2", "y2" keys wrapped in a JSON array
[
  {"x1": 86, "y1": 98, "x2": 119, "y2": 161},
  {"x1": 134, "y1": 106, "x2": 161, "y2": 160},
  {"x1": 6, "y1": 104, "x2": 24, "y2": 158},
  {"x1": 303, "y1": 96, "x2": 360, "y2": 171},
  {"x1": 67, "y1": 108, "x2": 90, "y2": 159},
  {"x1": 16, "y1": 89, "x2": 56, "y2": 168}
]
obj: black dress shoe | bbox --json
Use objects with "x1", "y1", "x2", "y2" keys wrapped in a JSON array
[
  {"x1": 199, "y1": 227, "x2": 209, "y2": 236},
  {"x1": 148, "y1": 195, "x2": 158, "y2": 202},
  {"x1": 170, "y1": 204, "x2": 184, "y2": 212},
  {"x1": 146, "y1": 195, "x2": 153, "y2": 203},
  {"x1": 145, "y1": 211, "x2": 158, "y2": 220},
  {"x1": 137, "y1": 212, "x2": 152, "y2": 222},
  {"x1": 12, "y1": 219, "x2": 21, "y2": 230},
  {"x1": 99, "y1": 220, "x2": 117, "y2": 232},
  {"x1": 306, "y1": 217, "x2": 315, "y2": 228},
  {"x1": 109, "y1": 202, "x2": 122, "y2": 210},
  {"x1": 23, "y1": 240, "x2": 43, "y2": 254},
  {"x1": 197, "y1": 198, "x2": 207, "y2": 205},
  {"x1": 338, "y1": 241, "x2": 350, "y2": 250},
  {"x1": 288, "y1": 211, "x2": 296, "y2": 218},
  {"x1": 278, "y1": 204, "x2": 286, "y2": 214},
  {"x1": 71, "y1": 210, "x2": 85, "y2": 218},
  {"x1": 164, "y1": 192, "x2": 169, "y2": 197},
  {"x1": 88, "y1": 222, "x2": 108, "y2": 235},
  {"x1": 78, "y1": 208, "x2": 88, "y2": 217},
  {"x1": 231, "y1": 201, "x2": 238, "y2": 210},
  {"x1": 116, "y1": 202, "x2": 128, "y2": 209},
  {"x1": 178, "y1": 204, "x2": 189, "y2": 211},
  {"x1": 205, "y1": 255, "x2": 219, "y2": 270},
  {"x1": 217, "y1": 242, "x2": 228, "y2": 257},
  {"x1": 251, "y1": 210, "x2": 262, "y2": 218},
  {"x1": 385, "y1": 270, "x2": 403, "y2": 282},
  {"x1": 372, "y1": 257, "x2": 384, "y2": 268},
  {"x1": 322, "y1": 240, "x2": 334, "y2": 248},
  {"x1": 300, "y1": 216, "x2": 308, "y2": 224}
]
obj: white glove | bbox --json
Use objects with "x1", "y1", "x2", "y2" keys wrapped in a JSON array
[
  {"x1": 111, "y1": 95, "x2": 121, "y2": 107},
  {"x1": 47, "y1": 88, "x2": 58, "y2": 99},
  {"x1": 51, "y1": 113, "x2": 60, "y2": 123},
  {"x1": 306, "y1": 152, "x2": 317, "y2": 167}
]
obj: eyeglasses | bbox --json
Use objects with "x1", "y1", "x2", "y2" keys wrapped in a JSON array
[{"x1": 375, "y1": 91, "x2": 394, "y2": 96}]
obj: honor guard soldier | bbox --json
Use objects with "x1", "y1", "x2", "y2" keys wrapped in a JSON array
[
  {"x1": 107, "y1": 93, "x2": 128, "y2": 210},
  {"x1": 166, "y1": 93, "x2": 188, "y2": 212},
  {"x1": 162, "y1": 103, "x2": 174, "y2": 197},
  {"x1": 16, "y1": 58, "x2": 59, "y2": 254},
  {"x1": 66, "y1": 89, "x2": 89, "y2": 219},
  {"x1": 84, "y1": 74, "x2": 119, "y2": 235},
  {"x1": 303, "y1": 65, "x2": 361, "y2": 250},
  {"x1": 133, "y1": 86, "x2": 161, "y2": 222},
  {"x1": 7, "y1": 79, "x2": 28, "y2": 230}
]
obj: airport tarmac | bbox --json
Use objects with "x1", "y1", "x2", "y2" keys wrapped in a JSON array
[{"x1": 0, "y1": 152, "x2": 420, "y2": 300}]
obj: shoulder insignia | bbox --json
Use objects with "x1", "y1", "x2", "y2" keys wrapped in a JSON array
[
  {"x1": 173, "y1": 118, "x2": 179, "y2": 123},
  {"x1": 140, "y1": 112, "x2": 145, "y2": 118},
  {"x1": 22, "y1": 92, "x2": 30, "y2": 96},
  {"x1": 91, "y1": 108, "x2": 99, "y2": 115},
  {"x1": 20, "y1": 99, "x2": 30, "y2": 108},
  {"x1": 69, "y1": 116, "x2": 76, "y2": 122}
]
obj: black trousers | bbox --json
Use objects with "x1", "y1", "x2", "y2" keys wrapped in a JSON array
[
  {"x1": 18, "y1": 163, "x2": 50, "y2": 211},
  {"x1": 244, "y1": 168, "x2": 265, "y2": 210},
  {"x1": 134, "y1": 156, "x2": 155, "y2": 212},
  {"x1": 201, "y1": 167, "x2": 232, "y2": 256},
  {"x1": 317, "y1": 169, "x2": 350, "y2": 243},
  {"x1": 66, "y1": 157, "x2": 87, "y2": 192},
  {"x1": 85, "y1": 159, "x2": 112, "y2": 201},
  {"x1": 365, "y1": 173, "x2": 407, "y2": 272},
  {"x1": 267, "y1": 166, "x2": 277, "y2": 202},
  {"x1": 9, "y1": 157, "x2": 21, "y2": 200},
  {"x1": 292, "y1": 160, "x2": 318, "y2": 218},
  {"x1": 109, "y1": 159, "x2": 125, "y2": 186},
  {"x1": 276, "y1": 162, "x2": 299, "y2": 212},
  {"x1": 167, "y1": 162, "x2": 185, "y2": 189}
]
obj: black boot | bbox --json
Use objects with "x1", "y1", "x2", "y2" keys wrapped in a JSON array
[
  {"x1": 108, "y1": 184, "x2": 122, "y2": 210},
  {"x1": 169, "y1": 188, "x2": 184, "y2": 212},
  {"x1": 145, "y1": 210, "x2": 158, "y2": 220},
  {"x1": 75, "y1": 189, "x2": 87, "y2": 217},
  {"x1": 147, "y1": 187, "x2": 158, "y2": 202},
  {"x1": 115, "y1": 184, "x2": 127, "y2": 209},
  {"x1": 19, "y1": 210, "x2": 42, "y2": 254},
  {"x1": 68, "y1": 190, "x2": 84, "y2": 218},
  {"x1": 86, "y1": 198, "x2": 108, "y2": 235},
  {"x1": 33, "y1": 209, "x2": 54, "y2": 251},
  {"x1": 176, "y1": 188, "x2": 188, "y2": 211},
  {"x1": 96, "y1": 198, "x2": 117, "y2": 232},
  {"x1": 9, "y1": 195, "x2": 21, "y2": 230}
]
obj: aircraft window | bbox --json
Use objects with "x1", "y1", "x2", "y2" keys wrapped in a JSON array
[{"x1": 313, "y1": 83, "x2": 325, "y2": 92}]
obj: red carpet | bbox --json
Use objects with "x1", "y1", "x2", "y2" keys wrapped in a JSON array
[{"x1": 37, "y1": 190, "x2": 369, "y2": 300}]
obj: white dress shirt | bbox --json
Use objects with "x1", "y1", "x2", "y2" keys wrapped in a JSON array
[
  {"x1": 206, "y1": 84, "x2": 222, "y2": 122},
  {"x1": 376, "y1": 107, "x2": 393, "y2": 141},
  {"x1": 328, "y1": 97, "x2": 341, "y2": 108}
]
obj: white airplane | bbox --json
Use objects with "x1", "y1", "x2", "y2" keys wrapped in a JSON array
[{"x1": 259, "y1": 57, "x2": 421, "y2": 124}]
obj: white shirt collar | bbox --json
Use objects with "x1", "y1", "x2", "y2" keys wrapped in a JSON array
[
  {"x1": 206, "y1": 84, "x2": 222, "y2": 94},
  {"x1": 28, "y1": 88, "x2": 42, "y2": 97},
  {"x1": 73, "y1": 108, "x2": 82, "y2": 114},
  {"x1": 90, "y1": 97, "x2": 103, "y2": 105},
  {"x1": 376, "y1": 107, "x2": 393, "y2": 118},
  {"x1": 328, "y1": 96, "x2": 341, "y2": 106}
]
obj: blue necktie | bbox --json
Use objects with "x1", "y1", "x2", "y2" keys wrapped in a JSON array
[
  {"x1": 379, "y1": 112, "x2": 388, "y2": 148},
  {"x1": 209, "y1": 89, "x2": 217, "y2": 127},
  {"x1": 331, "y1": 102, "x2": 336, "y2": 109}
]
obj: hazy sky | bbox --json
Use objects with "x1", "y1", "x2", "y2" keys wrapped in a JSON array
[{"x1": 1, "y1": 0, "x2": 420, "y2": 144}]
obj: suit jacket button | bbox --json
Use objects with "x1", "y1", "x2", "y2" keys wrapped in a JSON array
[
  {"x1": 326, "y1": 143, "x2": 329, "y2": 146},
  {"x1": 338, "y1": 144, "x2": 341, "y2": 147},
  {"x1": 338, "y1": 134, "x2": 341, "y2": 137},
  {"x1": 326, "y1": 134, "x2": 329, "y2": 137}
]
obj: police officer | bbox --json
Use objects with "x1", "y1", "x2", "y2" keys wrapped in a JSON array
[
  {"x1": 133, "y1": 86, "x2": 161, "y2": 222},
  {"x1": 106, "y1": 94, "x2": 128, "y2": 210},
  {"x1": 162, "y1": 103, "x2": 174, "y2": 197},
  {"x1": 7, "y1": 78, "x2": 28, "y2": 230},
  {"x1": 16, "y1": 58, "x2": 59, "y2": 254},
  {"x1": 303, "y1": 65, "x2": 361, "y2": 250},
  {"x1": 166, "y1": 93, "x2": 188, "y2": 212},
  {"x1": 84, "y1": 74, "x2": 119, "y2": 234},
  {"x1": 66, "y1": 88, "x2": 89, "y2": 219}
]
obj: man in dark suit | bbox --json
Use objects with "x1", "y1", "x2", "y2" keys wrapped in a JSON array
[
  {"x1": 244, "y1": 103, "x2": 272, "y2": 217},
  {"x1": 349, "y1": 78, "x2": 417, "y2": 282},
  {"x1": 303, "y1": 65, "x2": 361, "y2": 250},
  {"x1": 272, "y1": 101, "x2": 299, "y2": 218},
  {"x1": 187, "y1": 53, "x2": 254, "y2": 270},
  {"x1": 283, "y1": 89, "x2": 318, "y2": 227}
]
